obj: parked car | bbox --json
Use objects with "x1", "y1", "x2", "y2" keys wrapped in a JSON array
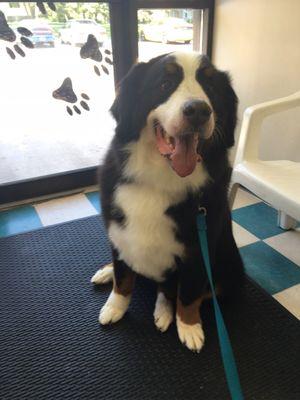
[
  {"x1": 140, "y1": 17, "x2": 193, "y2": 44},
  {"x1": 18, "y1": 19, "x2": 55, "y2": 47},
  {"x1": 60, "y1": 19, "x2": 106, "y2": 46}
]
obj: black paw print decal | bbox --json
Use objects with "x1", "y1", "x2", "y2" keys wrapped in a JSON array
[
  {"x1": 36, "y1": 2, "x2": 56, "y2": 15},
  {"x1": 53, "y1": 78, "x2": 90, "y2": 116},
  {"x1": 80, "y1": 34, "x2": 113, "y2": 76},
  {"x1": 0, "y1": 11, "x2": 33, "y2": 59}
]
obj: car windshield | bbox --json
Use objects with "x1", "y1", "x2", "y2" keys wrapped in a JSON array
[{"x1": 165, "y1": 18, "x2": 191, "y2": 27}]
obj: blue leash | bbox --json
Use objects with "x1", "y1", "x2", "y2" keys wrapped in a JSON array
[{"x1": 197, "y1": 208, "x2": 244, "y2": 400}]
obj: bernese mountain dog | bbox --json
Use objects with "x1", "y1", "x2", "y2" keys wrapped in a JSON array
[{"x1": 91, "y1": 51, "x2": 244, "y2": 352}]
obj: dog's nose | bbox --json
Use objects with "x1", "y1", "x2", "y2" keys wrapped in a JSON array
[{"x1": 183, "y1": 100, "x2": 212, "y2": 127}]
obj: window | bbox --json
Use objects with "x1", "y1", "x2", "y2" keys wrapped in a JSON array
[
  {"x1": 0, "y1": 2, "x2": 115, "y2": 187},
  {"x1": 138, "y1": 8, "x2": 204, "y2": 62}
]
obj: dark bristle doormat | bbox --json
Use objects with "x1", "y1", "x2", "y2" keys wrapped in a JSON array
[{"x1": 0, "y1": 216, "x2": 299, "y2": 400}]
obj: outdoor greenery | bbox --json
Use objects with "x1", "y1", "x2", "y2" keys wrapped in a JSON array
[
  {"x1": 21, "y1": 2, "x2": 110, "y2": 24},
  {"x1": 10, "y1": 2, "x2": 110, "y2": 36},
  {"x1": 5, "y1": 2, "x2": 191, "y2": 37},
  {"x1": 47, "y1": 3, "x2": 110, "y2": 24},
  {"x1": 15, "y1": 3, "x2": 177, "y2": 25}
]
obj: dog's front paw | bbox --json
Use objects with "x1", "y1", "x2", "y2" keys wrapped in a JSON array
[
  {"x1": 154, "y1": 293, "x2": 173, "y2": 332},
  {"x1": 99, "y1": 303, "x2": 125, "y2": 325},
  {"x1": 91, "y1": 263, "x2": 113, "y2": 284},
  {"x1": 99, "y1": 291, "x2": 130, "y2": 325},
  {"x1": 176, "y1": 316, "x2": 205, "y2": 352}
]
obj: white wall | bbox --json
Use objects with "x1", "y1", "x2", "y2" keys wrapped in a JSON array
[{"x1": 212, "y1": 0, "x2": 300, "y2": 161}]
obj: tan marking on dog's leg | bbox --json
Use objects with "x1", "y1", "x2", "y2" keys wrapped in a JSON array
[
  {"x1": 99, "y1": 271, "x2": 136, "y2": 325},
  {"x1": 114, "y1": 271, "x2": 136, "y2": 297},
  {"x1": 177, "y1": 297, "x2": 202, "y2": 325},
  {"x1": 176, "y1": 297, "x2": 205, "y2": 352}
]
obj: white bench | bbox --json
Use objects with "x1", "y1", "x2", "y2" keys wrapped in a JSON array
[{"x1": 230, "y1": 91, "x2": 300, "y2": 229}]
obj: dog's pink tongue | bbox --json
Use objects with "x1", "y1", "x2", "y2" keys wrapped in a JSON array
[
  {"x1": 170, "y1": 136, "x2": 200, "y2": 177},
  {"x1": 155, "y1": 127, "x2": 200, "y2": 177}
]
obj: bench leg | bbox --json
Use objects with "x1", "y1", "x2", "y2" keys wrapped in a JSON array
[
  {"x1": 228, "y1": 182, "x2": 240, "y2": 210},
  {"x1": 277, "y1": 211, "x2": 298, "y2": 230}
]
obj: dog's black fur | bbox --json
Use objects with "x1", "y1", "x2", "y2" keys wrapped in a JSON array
[{"x1": 99, "y1": 53, "x2": 244, "y2": 309}]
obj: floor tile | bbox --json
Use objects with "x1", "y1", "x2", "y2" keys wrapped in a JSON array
[
  {"x1": 232, "y1": 188, "x2": 261, "y2": 210},
  {"x1": 232, "y1": 202, "x2": 284, "y2": 239},
  {"x1": 264, "y1": 229, "x2": 300, "y2": 267},
  {"x1": 232, "y1": 221, "x2": 259, "y2": 248},
  {"x1": 34, "y1": 194, "x2": 97, "y2": 226},
  {"x1": 0, "y1": 205, "x2": 42, "y2": 238},
  {"x1": 273, "y1": 284, "x2": 300, "y2": 320},
  {"x1": 240, "y1": 241, "x2": 300, "y2": 294},
  {"x1": 85, "y1": 191, "x2": 101, "y2": 214}
]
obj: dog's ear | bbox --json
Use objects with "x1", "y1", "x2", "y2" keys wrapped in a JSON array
[
  {"x1": 110, "y1": 62, "x2": 148, "y2": 142},
  {"x1": 219, "y1": 72, "x2": 238, "y2": 148},
  {"x1": 197, "y1": 60, "x2": 238, "y2": 148}
]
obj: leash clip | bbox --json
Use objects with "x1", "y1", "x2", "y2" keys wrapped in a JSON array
[{"x1": 198, "y1": 206, "x2": 207, "y2": 216}]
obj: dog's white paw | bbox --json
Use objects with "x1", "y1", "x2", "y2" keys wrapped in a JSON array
[
  {"x1": 176, "y1": 316, "x2": 205, "y2": 352},
  {"x1": 91, "y1": 263, "x2": 113, "y2": 284},
  {"x1": 99, "y1": 304, "x2": 126, "y2": 325},
  {"x1": 154, "y1": 293, "x2": 173, "y2": 332},
  {"x1": 99, "y1": 291, "x2": 130, "y2": 325}
]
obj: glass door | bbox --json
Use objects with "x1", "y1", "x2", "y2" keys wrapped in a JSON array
[
  {"x1": 0, "y1": 1, "x2": 214, "y2": 204},
  {"x1": 0, "y1": 2, "x2": 115, "y2": 187}
]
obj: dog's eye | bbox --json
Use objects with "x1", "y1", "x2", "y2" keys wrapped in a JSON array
[{"x1": 160, "y1": 80, "x2": 173, "y2": 91}]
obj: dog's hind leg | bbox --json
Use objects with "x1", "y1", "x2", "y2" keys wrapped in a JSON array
[
  {"x1": 214, "y1": 211, "x2": 245, "y2": 302},
  {"x1": 91, "y1": 263, "x2": 114, "y2": 284},
  {"x1": 99, "y1": 258, "x2": 136, "y2": 325}
]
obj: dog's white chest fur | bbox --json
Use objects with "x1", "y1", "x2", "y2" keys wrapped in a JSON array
[
  {"x1": 108, "y1": 184, "x2": 184, "y2": 282},
  {"x1": 108, "y1": 123, "x2": 209, "y2": 282}
]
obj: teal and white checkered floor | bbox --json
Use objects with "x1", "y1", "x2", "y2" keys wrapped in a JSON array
[{"x1": 0, "y1": 188, "x2": 299, "y2": 320}]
